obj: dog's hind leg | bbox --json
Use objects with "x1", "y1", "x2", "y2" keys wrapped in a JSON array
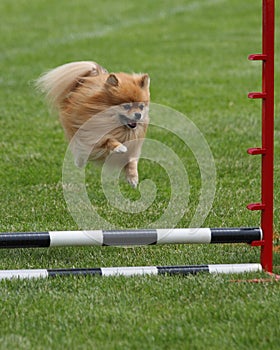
[{"x1": 125, "y1": 159, "x2": 138, "y2": 188}]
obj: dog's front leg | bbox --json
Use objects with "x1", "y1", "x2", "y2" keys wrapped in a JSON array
[
  {"x1": 125, "y1": 159, "x2": 139, "y2": 188},
  {"x1": 104, "y1": 137, "x2": 127, "y2": 154}
]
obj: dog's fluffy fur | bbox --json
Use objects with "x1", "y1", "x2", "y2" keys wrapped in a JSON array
[{"x1": 36, "y1": 61, "x2": 150, "y2": 188}]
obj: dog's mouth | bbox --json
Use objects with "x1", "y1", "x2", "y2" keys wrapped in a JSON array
[{"x1": 119, "y1": 115, "x2": 138, "y2": 129}]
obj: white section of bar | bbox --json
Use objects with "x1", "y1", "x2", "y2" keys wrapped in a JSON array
[
  {"x1": 208, "y1": 264, "x2": 262, "y2": 274},
  {"x1": 49, "y1": 230, "x2": 103, "y2": 246},
  {"x1": 0, "y1": 269, "x2": 48, "y2": 280},
  {"x1": 101, "y1": 266, "x2": 158, "y2": 276},
  {"x1": 259, "y1": 227, "x2": 264, "y2": 240},
  {"x1": 156, "y1": 228, "x2": 211, "y2": 244}
]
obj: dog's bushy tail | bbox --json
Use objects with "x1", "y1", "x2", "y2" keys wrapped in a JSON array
[{"x1": 35, "y1": 61, "x2": 108, "y2": 109}]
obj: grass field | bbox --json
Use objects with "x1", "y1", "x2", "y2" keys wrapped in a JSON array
[{"x1": 1, "y1": 0, "x2": 280, "y2": 349}]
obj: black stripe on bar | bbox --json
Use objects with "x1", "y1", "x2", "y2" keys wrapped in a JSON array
[
  {"x1": 0, "y1": 232, "x2": 50, "y2": 248},
  {"x1": 157, "y1": 265, "x2": 210, "y2": 275},
  {"x1": 47, "y1": 268, "x2": 102, "y2": 277},
  {"x1": 103, "y1": 229, "x2": 157, "y2": 246},
  {"x1": 210, "y1": 227, "x2": 261, "y2": 243}
]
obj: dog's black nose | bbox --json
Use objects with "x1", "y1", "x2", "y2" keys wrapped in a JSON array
[{"x1": 134, "y1": 113, "x2": 142, "y2": 120}]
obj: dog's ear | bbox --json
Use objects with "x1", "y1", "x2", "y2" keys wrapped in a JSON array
[
  {"x1": 106, "y1": 74, "x2": 119, "y2": 87},
  {"x1": 139, "y1": 74, "x2": 150, "y2": 89}
]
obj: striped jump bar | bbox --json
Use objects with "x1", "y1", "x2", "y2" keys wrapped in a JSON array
[
  {"x1": 0, "y1": 227, "x2": 262, "y2": 248},
  {"x1": 0, "y1": 263, "x2": 262, "y2": 280}
]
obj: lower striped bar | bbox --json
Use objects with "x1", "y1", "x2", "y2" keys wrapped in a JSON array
[{"x1": 0, "y1": 264, "x2": 262, "y2": 280}]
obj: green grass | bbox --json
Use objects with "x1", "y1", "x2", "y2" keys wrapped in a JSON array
[{"x1": 0, "y1": 0, "x2": 280, "y2": 349}]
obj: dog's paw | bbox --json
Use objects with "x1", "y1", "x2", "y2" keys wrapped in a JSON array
[
  {"x1": 127, "y1": 175, "x2": 138, "y2": 189},
  {"x1": 112, "y1": 144, "x2": 127, "y2": 153}
]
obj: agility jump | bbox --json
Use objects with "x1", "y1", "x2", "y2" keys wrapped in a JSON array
[{"x1": 0, "y1": 0, "x2": 275, "y2": 279}]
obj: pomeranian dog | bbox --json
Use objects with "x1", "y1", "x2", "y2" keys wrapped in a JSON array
[{"x1": 36, "y1": 61, "x2": 150, "y2": 188}]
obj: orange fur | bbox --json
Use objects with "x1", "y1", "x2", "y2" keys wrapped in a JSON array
[{"x1": 36, "y1": 61, "x2": 150, "y2": 187}]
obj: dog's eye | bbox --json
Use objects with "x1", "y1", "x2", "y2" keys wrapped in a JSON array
[
  {"x1": 139, "y1": 104, "x2": 145, "y2": 111},
  {"x1": 123, "y1": 104, "x2": 131, "y2": 110}
]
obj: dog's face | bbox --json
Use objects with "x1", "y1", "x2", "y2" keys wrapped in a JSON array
[
  {"x1": 118, "y1": 102, "x2": 149, "y2": 129},
  {"x1": 102, "y1": 73, "x2": 150, "y2": 131}
]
